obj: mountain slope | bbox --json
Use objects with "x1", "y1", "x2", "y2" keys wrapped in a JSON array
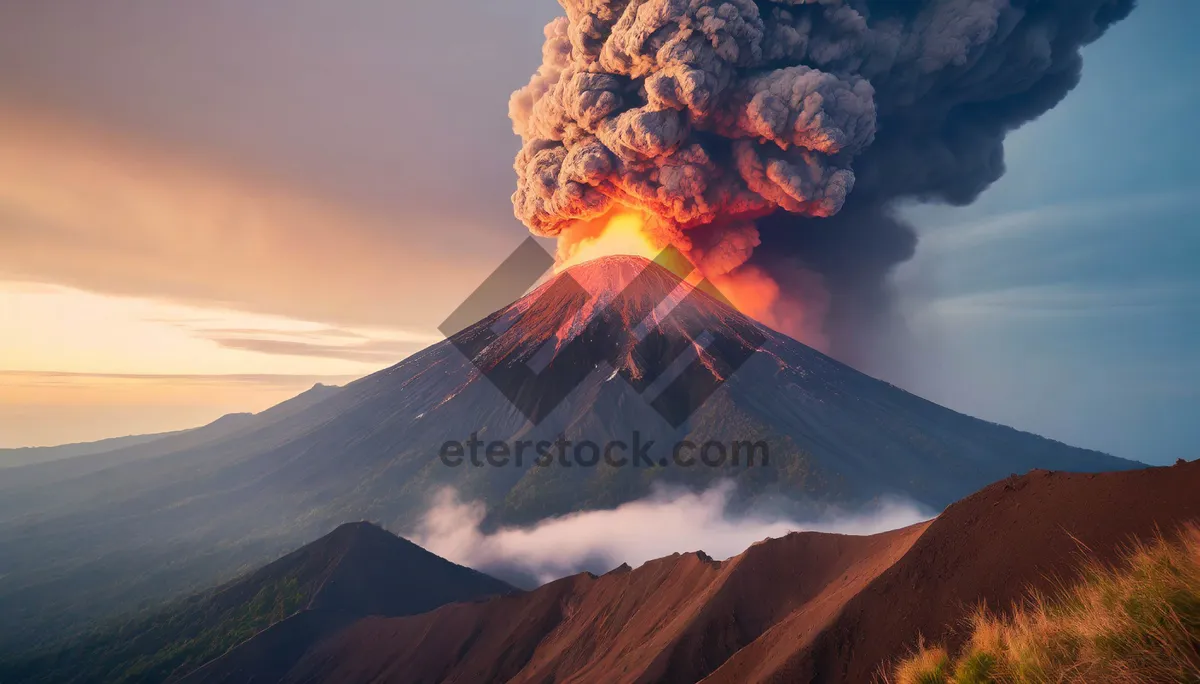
[
  {"x1": 716, "y1": 458, "x2": 1200, "y2": 683},
  {"x1": 0, "y1": 383, "x2": 347, "y2": 647},
  {"x1": 0, "y1": 382, "x2": 342, "y2": 516},
  {"x1": 0, "y1": 522, "x2": 511, "y2": 684},
  {"x1": 277, "y1": 460, "x2": 1200, "y2": 684},
  {"x1": 0, "y1": 432, "x2": 184, "y2": 470},
  {"x1": 0, "y1": 256, "x2": 1135, "y2": 647},
  {"x1": 286, "y1": 525, "x2": 928, "y2": 684}
]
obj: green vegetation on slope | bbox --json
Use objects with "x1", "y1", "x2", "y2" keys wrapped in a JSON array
[
  {"x1": 890, "y1": 525, "x2": 1200, "y2": 684},
  {"x1": 0, "y1": 567, "x2": 312, "y2": 683},
  {"x1": 0, "y1": 521, "x2": 514, "y2": 684}
]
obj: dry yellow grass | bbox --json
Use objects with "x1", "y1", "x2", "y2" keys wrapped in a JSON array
[{"x1": 888, "y1": 524, "x2": 1200, "y2": 684}]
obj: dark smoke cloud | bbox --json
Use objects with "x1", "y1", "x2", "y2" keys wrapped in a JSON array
[{"x1": 511, "y1": 0, "x2": 1135, "y2": 361}]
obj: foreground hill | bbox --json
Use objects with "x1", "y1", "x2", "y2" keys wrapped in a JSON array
[
  {"x1": 893, "y1": 524, "x2": 1200, "y2": 683},
  {"x1": 276, "y1": 460, "x2": 1200, "y2": 684},
  {"x1": 0, "y1": 522, "x2": 511, "y2": 684},
  {"x1": 0, "y1": 256, "x2": 1136, "y2": 647}
]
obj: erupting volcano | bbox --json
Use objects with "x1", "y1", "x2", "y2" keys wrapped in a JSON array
[
  {"x1": 0, "y1": 1, "x2": 1147, "y2": 667},
  {"x1": 2, "y1": 254, "x2": 1133, "y2": 677},
  {"x1": 555, "y1": 213, "x2": 663, "y2": 274},
  {"x1": 508, "y1": 0, "x2": 1136, "y2": 358},
  {"x1": 390, "y1": 253, "x2": 1138, "y2": 525},
  {"x1": 0, "y1": 221, "x2": 1141, "y2": 665},
  {"x1": 551, "y1": 212, "x2": 825, "y2": 343}
]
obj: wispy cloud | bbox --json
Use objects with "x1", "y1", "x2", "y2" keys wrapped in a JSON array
[
  {"x1": 928, "y1": 282, "x2": 1200, "y2": 320},
  {"x1": 182, "y1": 321, "x2": 443, "y2": 363},
  {"x1": 914, "y1": 188, "x2": 1199, "y2": 255},
  {"x1": 195, "y1": 327, "x2": 368, "y2": 340},
  {"x1": 0, "y1": 370, "x2": 359, "y2": 389},
  {"x1": 205, "y1": 337, "x2": 429, "y2": 363}
]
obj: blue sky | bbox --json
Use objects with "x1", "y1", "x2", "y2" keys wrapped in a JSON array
[
  {"x1": 893, "y1": 0, "x2": 1200, "y2": 464},
  {"x1": 0, "y1": 0, "x2": 1194, "y2": 462}
]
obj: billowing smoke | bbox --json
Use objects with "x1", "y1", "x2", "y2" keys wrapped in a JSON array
[
  {"x1": 511, "y1": 0, "x2": 1135, "y2": 360},
  {"x1": 412, "y1": 483, "x2": 930, "y2": 586}
]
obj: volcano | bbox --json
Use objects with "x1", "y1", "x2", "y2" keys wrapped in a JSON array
[
  {"x1": 394, "y1": 254, "x2": 1136, "y2": 523},
  {"x1": 0, "y1": 255, "x2": 1137, "y2": 647},
  {"x1": 446, "y1": 253, "x2": 770, "y2": 428}
]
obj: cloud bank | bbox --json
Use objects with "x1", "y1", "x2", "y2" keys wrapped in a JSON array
[{"x1": 413, "y1": 483, "x2": 930, "y2": 585}]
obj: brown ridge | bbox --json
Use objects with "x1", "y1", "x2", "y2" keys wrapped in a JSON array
[
  {"x1": 271, "y1": 461, "x2": 1200, "y2": 684},
  {"x1": 284, "y1": 526, "x2": 928, "y2": 684},
  {"x1": 704, "y1": 460, "x2": 1200, "y2": 682}
]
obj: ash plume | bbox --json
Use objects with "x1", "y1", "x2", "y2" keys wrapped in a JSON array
[{"x1": 511, "y1": 0, "x2": 1135, "y2": 361}]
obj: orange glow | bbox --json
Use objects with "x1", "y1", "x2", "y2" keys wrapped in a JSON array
[
  {"x1": 555, "y1": 212, "x2": 664, "y2": 272},
  {"x1": 552, "y1": 211, "x2": 828, "y2": 349},
  {"x1": 712, "y1": 267, "x2": 781, "y2": 324},
  {"x1": 712, "y1": 266, "x2": 829, "y2": 351}
]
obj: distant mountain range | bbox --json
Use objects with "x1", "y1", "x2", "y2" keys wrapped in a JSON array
[
  {"x1": 0, "y1": 256, "x2": 1137, "y2": 650},
  {"x1": 0, "y1": 432, "x2": 184, "y2": 470}
]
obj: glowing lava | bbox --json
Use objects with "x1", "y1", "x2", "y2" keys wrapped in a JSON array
[
  {"x1": 550, "y1": 211, "x2": 826, "y2": 349},
  {"x1": 554, "y1": 213, "x2": 663, "y2": 273}
]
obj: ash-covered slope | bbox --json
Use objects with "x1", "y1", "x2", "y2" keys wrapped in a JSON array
[
  {"x1": 0, "y1": 256, "x2": 1134, "y2": 648},
  {"x1": 279, "y1": 460, "x2": 1200, "y2": 684}
]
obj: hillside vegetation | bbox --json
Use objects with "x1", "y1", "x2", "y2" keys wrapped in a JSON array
[
  {"x1": 0, "y1": 522, "x2": 512, "y2": 684},
  {"x1": 890, "y1": 524, "x2": 1200, "y2": 684},
  {"x1": 0, "y1": 573, "x2": 308, "y2": 684}
]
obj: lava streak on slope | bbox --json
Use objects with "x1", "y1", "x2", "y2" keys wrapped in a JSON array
[
  {"x1": 447, "y1": 254, "x2": 768, "y2": 426},
  {"x1": 551, "y1": 212, "x2": 822, "y2": 345}
]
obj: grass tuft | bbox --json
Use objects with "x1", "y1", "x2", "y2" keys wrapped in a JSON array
[
  {"x1": 892, "y1": 641, "x2": 951, "y2": 684},
  {"x1": 888, "y1": 524, "x2": 1200, "y2": 684}
]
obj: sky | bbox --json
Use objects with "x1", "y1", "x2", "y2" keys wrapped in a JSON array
[{"x1": 0, "y1": 1, "x2": 1196, "y2": 464}]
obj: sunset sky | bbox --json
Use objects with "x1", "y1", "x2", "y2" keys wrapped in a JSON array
[{"x1": 1, "y1": 1, "x2": 1196, "y2": 464}]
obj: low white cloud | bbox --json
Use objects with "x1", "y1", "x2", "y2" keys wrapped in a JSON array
[{"x1": 412, "y1": 483, "x2": 931, "y2": 585}]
